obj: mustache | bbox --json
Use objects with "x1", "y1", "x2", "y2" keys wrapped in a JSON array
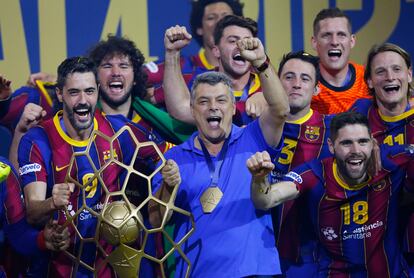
[
  {"x1": 346, "y1": 154, "x2": 366, "y2": 161},
  {"x1": 73, "y1": 103, "x2": 92, "y2": 112}
]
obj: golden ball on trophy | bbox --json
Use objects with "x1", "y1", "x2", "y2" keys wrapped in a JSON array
[{"x1": 100, "y1": 201, "x2": 142, "y2": 245}]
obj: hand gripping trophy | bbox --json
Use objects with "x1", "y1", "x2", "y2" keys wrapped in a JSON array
[{"x1": 60, "y1": 126, "x2": 194, "y2": 277}]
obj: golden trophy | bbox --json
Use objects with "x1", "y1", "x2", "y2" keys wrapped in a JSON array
[{"x1": 61, "y1": 126, "x2": 194, "y2": 277}]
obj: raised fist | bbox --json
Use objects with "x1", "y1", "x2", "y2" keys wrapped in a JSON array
[
  {"x1": 246, "y1": 151, "x2": 274, "y2": 178},
  {"x1": 164, "y1": 25, "x2": 192, "y2": 52}
]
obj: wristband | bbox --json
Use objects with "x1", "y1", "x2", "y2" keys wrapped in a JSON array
[
  {"x1": 37, "y1": 230, "x2": 47, "y2": 251},
  {"x1": 254, "y1": 55, "x2": 270, "y2": 73}
]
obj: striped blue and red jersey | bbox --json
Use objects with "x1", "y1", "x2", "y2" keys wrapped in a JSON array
[
  {"x1": 0, "y1": 157, "x2": 48, "y2": 276},
  {"x1": 0, "y1": 85, "x2": 54, "y2": 130},
  {"x1": 17, "y1": 110, "x2": 165, "y2": 277},
  {"x1": 144, "y1": 48, "x2": 214, "y2": 105},
  {"x1": 282, "y1": 144, "x2": 414, "y2": 277},
  {"x1": 0, "y1": 157, "x2": 25, "y2": 229},
  {"x1": 269, "y1": 109, "x2": 333, "y2": 262},
  {"x1": 227, "y1": 71, "x2": 262, "y2": 126},
  {"x1": 351, "y1": 98, "x2": 414, "y2": 145},
  {"x1": 352, "y1": 98, "x2": 414, "y2": 253}
]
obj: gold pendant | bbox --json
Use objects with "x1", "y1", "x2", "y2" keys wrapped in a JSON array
[{"x1": 200, "y1": 186, "x2": 223, "y2": 213}]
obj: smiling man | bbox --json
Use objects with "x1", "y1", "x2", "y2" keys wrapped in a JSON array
[
  {"x1": 310, "y1": 8, "x2": 371, "y2": 114},
  {"x1": 248, "y1": 111, "x2": 414, "y2": 277},
  {"x1": 351, "y1": 42, "x2": 414, "y2": 272},
  {"x1": 18, "y1": 57, "x2": 167, "y2": 277},
  {"x1": 150, "y1": 36, "x2": 289, "y2": 277},
  {"x1": 351, "y1": 43, "x2": 414, "y2": 150},
  {"x1": 87, "y1": 36, "x2": 170, "y2": 146}
]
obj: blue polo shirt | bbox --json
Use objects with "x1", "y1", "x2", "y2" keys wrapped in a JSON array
[{"x1": 153, "y1": 120, "x2": 282, "y2": 277}]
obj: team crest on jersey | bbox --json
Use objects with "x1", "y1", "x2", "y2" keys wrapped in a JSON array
[
  {"x1": 410, "y1": 119, "x2": 414, "y2": 128},
  {"x1": 305, "y1": 125, "x2": 320, "y2": 141},
  {"x1": 371, "y1": 180, "x2": 387, "y2": 191},
  {"x1": 103, "y1": 149, "x2": 118, "y2": 162}
]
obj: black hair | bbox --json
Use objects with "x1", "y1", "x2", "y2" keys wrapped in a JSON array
[
  {"x1": 190, "y1": 0, "x2": 244, "y2": 46},
  {"x1": 278, "y1": 50, "x2": 320, "y2": 84},
  {"x1": 87, "y1": 35, "x2": 147, "y2": 98},
  {"x1": 330, "y1": 111, "x2": 371, "y2": 142},
  {"x1": 57, "y1": 56, "x2": 97, "y2": 90},
  {"x1": 213, "y1": 15, "x2": 257, "y2": 45}
]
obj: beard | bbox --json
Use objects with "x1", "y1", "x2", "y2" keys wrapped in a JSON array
[
  {"x1": 221, "y1": 57, "x2": 249, "y2": 79},
  {"x1": 335, "y1": 154, "x2": 369, "y2": 185},
  {"x1": 64, "y1": 102, "x2": 95, "y2": 131},
  {"x1": 99, "y1": 87, "x2": 131, "y2": 108}
]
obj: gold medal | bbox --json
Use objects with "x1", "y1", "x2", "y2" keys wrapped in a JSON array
[{"x1": 200, "y1": 186, "x2": 223, "y2": 213}]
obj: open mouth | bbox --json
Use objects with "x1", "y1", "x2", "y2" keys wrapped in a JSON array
[
  {"x1": 345, "y1": 157, "x2": 365, "y2": 171},
  {"x1": 347, "y1": 159, "x2": 363, "y2": 166},
  {"x1": 207, "y1": 116, "x2": 222, "y2": 128},
  {"x1": 108, "y1": 80, "x2": 124, "y2": 92},
  {"x1": 328, "y1": 49, "x2": 342, "y2": 58},
  {"x1": 233, "y1": 53, "x2": 245, "y2": 62},
  {"x1": 74, "y1": 106, "x2": 91, "y2": 121},
  {"x1": 383, "y1": 84, "x2": 400, "y2": 93},
  {"x1": 233, "y1": 53, "x2": 246, "y2": 65}
]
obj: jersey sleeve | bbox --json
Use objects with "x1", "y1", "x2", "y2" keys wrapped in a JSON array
[
  {"x1": 0, "y1": 159, "x2": 25, "y2": 225},
  {"x1": 0, "y1": 87, "x2": 53, "y2": 130},
  {"x1": 281, "y1": 160, "x2": 323, "y2": 193},
  {"x1": 0, "y1": 158, "x2": 42, "y2": 256},
  {"x1": 17, "y1": 130, "x2": 49, "y2": 188},
  {"x1": 349, "y1": 98, "x2": 373, "y2": 115}
]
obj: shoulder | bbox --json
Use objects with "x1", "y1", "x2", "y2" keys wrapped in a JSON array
[
  {"x1": 22, "y1": 124, "x2": 48, "y2": 145},
  {"x1": 350, "y1": 98, "x2": 374, "y2": 114},
  {"x1": 164, "y1": 139, "x2": 193, "y2": 158},
  {"x1": 104, "y1": 113, "x2": 130, "y2": 125},
  {"x1": 349, "y1": 62, "x2": 365, "y2": 72}
]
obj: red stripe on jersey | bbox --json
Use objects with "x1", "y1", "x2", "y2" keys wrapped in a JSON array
[
  {"x1": 0, "y1": 94, "x2": 29, "y2": 126},
  {"x1": 276, "y1": 111, "x2": 331, "y2": 261},
  {"x1": 319, "y1": 160, "x2": 349, "y2": 278},
  {"x1": 364, "y1": 176, "x2": 392, "y2": 278},
  {"x1": 4, "y1": 169, "x2": 25, "y2": 224},
  {"x1": 29, "y1": 141, "x2": 48, "y2": 182}
]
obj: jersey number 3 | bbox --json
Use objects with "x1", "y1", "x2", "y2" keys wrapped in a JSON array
[{"x1": 278, "y1": 138, "x2": 298, "y2": 165}]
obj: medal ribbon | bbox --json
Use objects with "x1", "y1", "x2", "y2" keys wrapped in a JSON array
[{"x1": 197, "y1": 135, "x2": 230, "y2": 186}]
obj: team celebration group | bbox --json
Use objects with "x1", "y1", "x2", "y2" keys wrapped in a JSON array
[{"x1": 0, "y1": 0, "x2": 413, "y2": 277}]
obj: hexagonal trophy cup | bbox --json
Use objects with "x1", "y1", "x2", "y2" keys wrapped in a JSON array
[{"x1": 60, "y1": 125, "x2": 194, "y2": 277}]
